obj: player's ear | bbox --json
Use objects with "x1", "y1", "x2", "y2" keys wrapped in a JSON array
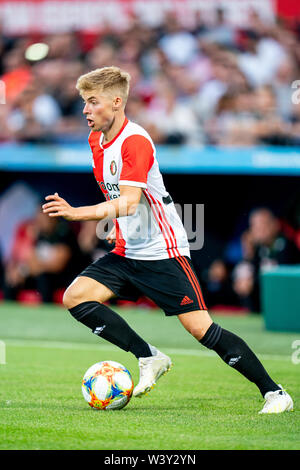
[{"x1": 112, "y1": 96, "x2": 123, "y2": 111}]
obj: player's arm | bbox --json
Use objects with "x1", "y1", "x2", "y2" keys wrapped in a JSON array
[{"x1": 42, "y1": 186, "x2": 142, "y2": 221}]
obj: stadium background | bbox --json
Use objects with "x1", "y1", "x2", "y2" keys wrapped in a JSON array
[{"x1": 1, "y1": 0, "x2": 300, "y2": 322}]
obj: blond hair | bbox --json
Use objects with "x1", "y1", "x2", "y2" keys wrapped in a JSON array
[{"x1": 76, "y1": 66, "x2": 131, "y2": 105}]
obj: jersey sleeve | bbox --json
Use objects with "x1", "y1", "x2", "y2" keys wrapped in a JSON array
[{"x1": 119, "y1": 134, "x2": 154, "y2": 188}]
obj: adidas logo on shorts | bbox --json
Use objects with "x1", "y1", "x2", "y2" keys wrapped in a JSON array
[{"x1": 180, "y1": 296, "x2": 194, "y2": 306}]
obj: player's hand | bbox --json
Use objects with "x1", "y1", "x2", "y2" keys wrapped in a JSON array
[
  {"x1": 42, "y1": 193, "x2": 77, "y2": 221},
  {"x1": 106, "y1": 225, "x2": 116, "y2": 244}
]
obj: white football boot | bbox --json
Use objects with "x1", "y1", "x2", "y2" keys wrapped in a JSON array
[
  {"x1": 133, "y1": 348, "x2": 172, "y2": 398},
  {"x1": 259, "y1": 385, "x2": 294, "y2": 414}
]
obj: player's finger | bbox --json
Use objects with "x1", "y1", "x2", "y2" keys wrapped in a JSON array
[
  {"x1": 42, "y1": 202, "x2": 56, "y2": 210},
  {"x1": 42, "y1": 201, "x2": 62, "y2": 209},
  {"x1": 42, "y1": 200, "x2": 65, "y2": 209},
  {"x1": 43, "y1": 205, "x2": 62, "y2": 214},
  {"x1": 44, "y1": 196, "x2": 58, "y2": 202},
  {"x1": 48, "y1": 210, "x2": 66, "y2": 217},
  {"x1": 45, "y1": 193, "x2": 61, "y2": 201}
]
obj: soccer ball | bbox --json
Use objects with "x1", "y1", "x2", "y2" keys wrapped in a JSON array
[{"x1": 81, "y1": 360, "x2": 134, "y2": 410}]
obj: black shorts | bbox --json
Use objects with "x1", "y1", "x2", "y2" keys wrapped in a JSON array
[{"x1": 79, "y1": 253, "x2": 207, "y2": 316}]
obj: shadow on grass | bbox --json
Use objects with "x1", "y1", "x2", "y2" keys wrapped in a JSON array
[{"x1": 0, "y1": 397, "x2": 222, "y2": 414}]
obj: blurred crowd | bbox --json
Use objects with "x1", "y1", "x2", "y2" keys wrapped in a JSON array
[
  {"x1": 199, "y1": 207, "x2": 300, "y2": 312},
  {"x1": 1, "y1": 8, "x2": 300, "y2": 146}
]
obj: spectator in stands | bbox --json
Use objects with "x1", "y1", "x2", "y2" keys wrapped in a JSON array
[
  {"x1": 53, "y1": 61, "x2": 87, "y2": 141},
  {"x1": 86, "y1": 41, "x2": 118, "y2": 71},
  {"x1": 286, "y1": 100, "x2": 300, "y2": 146},
  {"x1": 126, "y1": 94, "x2": 149, "y2": 127},
  {"x1": 158, "y1": 12, "x2": 198, "y2": 66},
  {"x1": 149, "y1": 80, "x2": 203, "y2": 145},
  {"x1": 232, "y1": 260, "x2": 257, "y2": 311},
  {"x1": 253, "y1": 85, "x2": 291, "y2": 145},
  {"x1": 56, "y1": 61, "x2": 85, "y2": 117},
  {"x1": 209, "y1": 85, "x2": 292, "y2": 146},
  {"x1": 232, "y1": 208, "x2": 300, "y2": 311},
  {"x1": 0, "y1": 102, "x2": 13, "y2": 141},
  {"x1": 200, "y1": 8, "x2": 236, "y2": 48},
  {"x1": 272, "y1": 56, "x2": 297, "y2": 121},
  {"x1": 0, "y1": 19, "x2": 15, "y2": 75},
  {"x1": 249, "y1": 208, "x2": 300, "y2": 265},
  {"x1": 3, "y1": 207, "x2": 84, "y2": 303},
  {"x1": 32, "y1": 59, "x2": 66, "y2": 96},
  {"x1": 202, "y1": 259, "x2": 238, "y2": 309},
  {"x1": 1, "y1": 39, "x2": 33, "y2": 106},
  {"x1": 45, "y1": 32, "x2": 81, "y2": 61},
  {"x1": 237, "y1": 29, "x2": 287, "y2": 88},
  {"x1": 207, "y1": 88, "x2": 257, "y2": 146},
  {"x1": 6, "y1": 79, "x2": 61, "y2": 142},
  {"x1": 194, "y1": 56, "x2": 230, "y2": 123},
  {"x1": 246, "y1": 8, "x2": 269, "y2": 37}
]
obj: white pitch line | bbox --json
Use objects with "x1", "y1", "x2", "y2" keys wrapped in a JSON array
[{"x1": 2, "y1": 338, "x2": 292, "y2": 362}]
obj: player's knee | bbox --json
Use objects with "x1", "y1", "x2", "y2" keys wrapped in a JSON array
[
  {"x1": 185, "y1": 318, "x2": 212, "y2": 341},
  {"x1": 187, "y1": 325, "x2": 208, "y2": 341},
  {"x1": 179, "y1": 311, "x2": 212, "y2": 341},
  {"x1": 63, "y1": 284, "x2": 84, "y2": 310},
  {"x1": 63, "y1": 280, "x2": 110, "y2": 309}
]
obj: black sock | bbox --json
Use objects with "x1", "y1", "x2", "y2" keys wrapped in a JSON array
[
  {"x1": 69, "y1": 301, "x2": 152, "y2": 359},
  {"x1": 200, "y1": 323, "x2": 280, "y2": 397}
]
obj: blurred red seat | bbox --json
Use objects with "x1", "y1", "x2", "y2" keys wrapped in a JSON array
[
  {"x1": 53, "y1": 288, "x2": 65, "y2": 305},
  {"x1": 16, "y1": 290, "x2": 42, "y2": 305}
]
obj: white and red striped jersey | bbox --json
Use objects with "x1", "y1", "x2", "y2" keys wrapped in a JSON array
[{"x1": 88, "y1": 117, "x2": 190, "y2": 260}]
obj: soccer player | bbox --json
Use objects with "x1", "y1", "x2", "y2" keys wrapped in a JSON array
[{"x1": 42, "y1": 66, "x2": 293, "y2": 414}]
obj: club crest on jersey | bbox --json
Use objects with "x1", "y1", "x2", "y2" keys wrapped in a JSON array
[{"x1": 110, "y1": 160, "x2": 117, "y2": 175}]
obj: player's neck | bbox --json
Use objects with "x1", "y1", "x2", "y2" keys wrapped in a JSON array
[{"x1": 102, "y1": 112, "x2": 127, "y2": 145}]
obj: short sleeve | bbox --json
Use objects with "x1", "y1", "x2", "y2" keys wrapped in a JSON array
[{"x1": 119, "y1": 134, "x2": 154, "y2": 188}]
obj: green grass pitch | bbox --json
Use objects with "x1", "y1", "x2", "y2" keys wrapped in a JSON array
[{"x1": 0, "y1": 302, "x2": 299, "y2": 450}]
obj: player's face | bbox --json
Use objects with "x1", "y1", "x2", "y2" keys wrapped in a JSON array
[{"x1": 82, "y1": 90, "x2": 115, "y2": 132}]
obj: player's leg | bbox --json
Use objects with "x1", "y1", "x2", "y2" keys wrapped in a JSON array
[
  {"x1": 178, "y1": 309, "x2": 293, "y2": 413},
  {"x1": 63, "y1": 275, "x2": 154, "y2": 359},
  {"x1": 178, "y1": 308, "x2": 279, "y2": 396},
  {"x1": 131, "y1": 254, "x2": 293, "y2": 412}
]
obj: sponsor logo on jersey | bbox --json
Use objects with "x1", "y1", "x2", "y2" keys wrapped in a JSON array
[{"x1": 98, "y1": 180, "x2": 119, "y2": 193}]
